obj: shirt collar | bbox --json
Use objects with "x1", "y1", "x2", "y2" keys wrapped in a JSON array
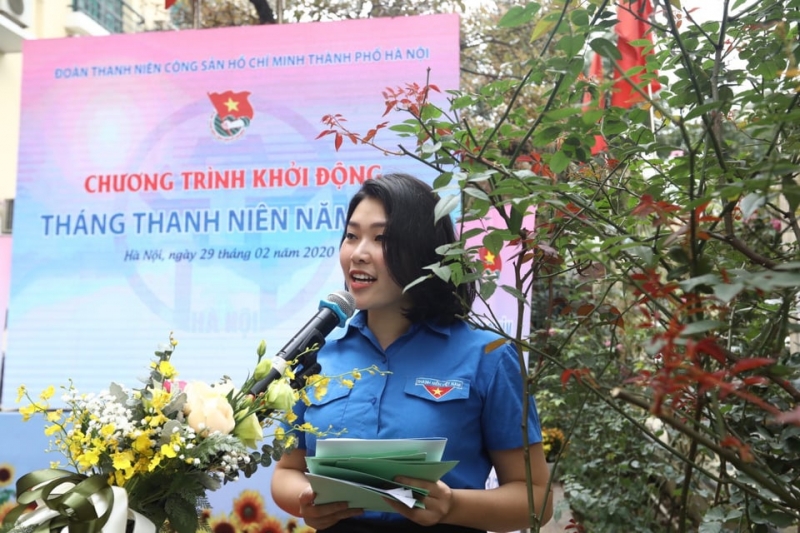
[{"x1": 344, "y1": 311, "x2": 452, "y2": 338}]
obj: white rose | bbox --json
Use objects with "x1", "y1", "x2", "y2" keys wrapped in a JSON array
[{"x1": 183, "y1": 381, "x2": 236, "y2": 436}]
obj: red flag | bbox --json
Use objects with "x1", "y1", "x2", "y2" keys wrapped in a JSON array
[
  {"x1": 165, "y1": 0, "x2": 177, "y2": 8},
  {"x1": 207, "y1": 91, "x2": 255, "y2": 121},
  {"x1": 612, "y1": 0, "x2": 661, "y2": 108},
  {"x1": 583, "y1": 52, "x2": 608, "y2": 154}
]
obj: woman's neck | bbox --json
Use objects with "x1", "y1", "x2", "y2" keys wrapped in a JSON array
[{"x1": 366, "y1": 308, "x2": 412, "y2": 350}]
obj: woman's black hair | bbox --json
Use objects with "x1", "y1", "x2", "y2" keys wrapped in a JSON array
[{"x1": 342, "y1": 172, "x2": 476, "y2": 324}]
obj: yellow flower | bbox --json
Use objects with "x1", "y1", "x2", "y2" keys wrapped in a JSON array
[
  {"x1": 160, "y1": 443, "x2": 178, "y2": 459},
  {"x1": 19, "y1": 403, "x2": 40, "y2": 421},
  {"x1": 147, "y1": 388, "x2": 172, "y2": 411},
  {"x1": 44, "y1": 424, "x2": 61, "y2": 437},
  {"x1": 147, "y1": 413, "x2": 169, "y2": 427},
  {"x1": 148, "y1": 453, "x2": 164, "y2": 472},
  {"x1": 77, "y1": 449, "x2": 101, "y2": 470},
  {"x1": 112, "y1": 450, "x2": 134, "y2": 471},
  {"x1": 157, "y1": 360, "x2": 177, "y2": 379},
  {"x1": 352, "y1": 369, "x2": 362, "y2": 380},
  {"x1": 299, "y1": 389, "x2": 311, "y2": 406},
  {"x1": 100, "y1": 424, "x2": 116, "y2": 438},
  {"x1": 46, "y1": 409, "x2": 63, "y2": 422},
  {"x1": 16, "y1": 385, "x2": 26, "y2": 403},
  {"x1": 39, "y1": 386, "x2": 55, "y2": 401},
  {"x1": 132, "y1": 433, "x2": 154, "y2": 454},
  {"x1": 309, "y1": 375, "x2": 329, "y2": 401},
  {"x1": 342, "y1": 379, "x2": 354, "y2": 389},
  {"x1": 274, "y1": 427, "x2": 285, "y2": 442}
]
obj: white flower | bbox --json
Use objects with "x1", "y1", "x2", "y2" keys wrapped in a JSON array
[{"x1": 183, "y1": 381, "x2": 236, "y2": 436}]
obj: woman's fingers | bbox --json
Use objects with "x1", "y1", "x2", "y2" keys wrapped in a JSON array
[{"x1": 298, "y1": 486, "x2": 363, "y2": 530}]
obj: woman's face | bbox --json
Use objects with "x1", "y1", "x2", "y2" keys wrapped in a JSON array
[{"x1": 339, "y1": 197, "x2": 409, "y2": 315}]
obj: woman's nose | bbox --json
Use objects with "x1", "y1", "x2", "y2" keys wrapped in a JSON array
[{"x1": 351, "y1": 240, "x2": 370, "y2": 263}]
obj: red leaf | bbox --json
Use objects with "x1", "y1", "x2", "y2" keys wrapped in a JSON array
[
  {"x1": 731, "y1": 358, "x2": 775, "y2": 375},
  {"x1": 561, "y1": 368, "x2": 590, "y2": 387},
  {"x1": 695, "y1": 338, "x2": 727, "y2": 364},
  {"x1": 334, "y1": 133, "x2": 343, "y2": 151}
]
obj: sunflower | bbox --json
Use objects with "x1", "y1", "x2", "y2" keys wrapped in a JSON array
[
  {"x1": 284, "y1": 518, "x2": 313, "y2": 533},
  {"x1": 232, "y1": 490, "x2": 267, "y2": 528},
  {"x1": 0, "y1": 501, "x2": 17, "y2": 523},
  {"x1": 0, "y1": 464, "x2": 14, "y2": 487},
  {"x1": 247, "y1": 516, "x2": 283, "y2": 533},
  {"x1": 206, "y1": 513, "x2": 237, "y2": 533}
]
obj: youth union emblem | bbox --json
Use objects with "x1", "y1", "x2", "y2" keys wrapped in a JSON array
[{"x1": 207, "y1": 90, "x2": 254, "y2": 141}]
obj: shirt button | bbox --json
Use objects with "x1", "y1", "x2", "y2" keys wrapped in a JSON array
[{"x1": 370, "y1": 398, "x2": 377, "y2": 405}]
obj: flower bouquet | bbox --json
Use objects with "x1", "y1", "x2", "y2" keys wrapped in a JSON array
[{"x1": 2, "y1": 333, "x2": 375, "y2": 533}]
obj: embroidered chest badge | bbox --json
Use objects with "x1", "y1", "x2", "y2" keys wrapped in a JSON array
[{"x1": 415, "y1": 378, "x2": 465, "y2": 400}]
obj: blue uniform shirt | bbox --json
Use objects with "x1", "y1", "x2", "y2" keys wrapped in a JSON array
[{"x1": 293, "y1": 311, "x2": 542, "y2": 521}]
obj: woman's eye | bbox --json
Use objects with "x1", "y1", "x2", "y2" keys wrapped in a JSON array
[
  {"x1": 375, "y1": 234, "x2": 386, "y2": 242},
  {"x1": 345, "y1": 232, "x2": 357, "y2": 240}
]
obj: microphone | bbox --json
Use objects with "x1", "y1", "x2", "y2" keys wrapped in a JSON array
[{"x1": 249, "y1": 290, "x2": 356, "y2": 396}]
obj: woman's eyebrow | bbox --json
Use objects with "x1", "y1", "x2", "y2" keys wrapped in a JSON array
[{"x1": 347, "y1": 221, "x2": 387, "y2": 229}]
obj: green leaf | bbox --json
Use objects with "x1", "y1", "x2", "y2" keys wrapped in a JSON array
[
  {"x1": 570, "y1": 9, "x2": 590, "y2": 27},
  {"x1": 549, "y1": 151, "x2": 571, "y2": 173},
  {"x1": 483, "y1": 231, "x2": 504, "y2": 255},
  {"x1": 546, "y1": 106, "x2": 584, "y2": 120},
  {"x1": 556, "y1": 34, "x2": 586, "y2": 57},
  {"x1": 713, "y1": 283, "x2": 745, "y2": 303},
  {"x1": 582, "y1": 109, "x2": 604, "y2": 125},
  {"x1": 499, "y1": 3, "x2": 541, "y2": 28},
  {"x1": 426, "y1": 263, "x2": 452, "y2": 282},
  {"x1": 531, "y1": 13, "x2": 562, "y2": 41},
  {"x1": 589, "y1": 37, "x2": 621, "y2": 61},
  {"x1": 739, "y1": 193, "x2": 765, "y2": 219},
  {"x1": 463, "y1": 186, "x2": 491, "y2": 201},
  {"x1": 679, "y1": 273, "x2": 719, "y2": 292},
  {"x1": 532, "y1": 126, "x2": 562, "y2": 147},
  {"x1": 501, "y1": 284, "x2": 528, "y2": 301},
  {"x1": 389, "y1": 123, "x2": 418, "y2": 133},
  {"x1": 684, "y1": 102, "x2": 722, "y2": 121},
  {"x1": 782, "y1": 175, "x2": 800, "y2": 214},
  {"x1": 434, "y1": 194, "x2": 460, "y2": 223},
  {"x1": 404, "y1": 274, "x2": 432, "y2": 293},
  {"x1": 679, "y1": 320, "x2": 727, "y2": 336}
]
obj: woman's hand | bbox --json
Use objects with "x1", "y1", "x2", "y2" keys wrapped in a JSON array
[
  {"x1": 385, "y1": 477, "x2": 454, "y2": 527},
  {"x1": 296, "y1": 486, "x2": 364, "y2": 530}
]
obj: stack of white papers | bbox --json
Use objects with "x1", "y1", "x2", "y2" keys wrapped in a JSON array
[{"x1": 306, "y1": 438, "x2": 458, "y2": 513}]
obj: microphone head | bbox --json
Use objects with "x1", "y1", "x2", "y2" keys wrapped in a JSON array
[{"x1": 326, "y1": 290, "x2": 356, "y2": 319}]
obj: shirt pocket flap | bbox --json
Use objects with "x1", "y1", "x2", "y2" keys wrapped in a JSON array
[{"x1": 404, "y1": 377, "x2": 470, "y2": 402}]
